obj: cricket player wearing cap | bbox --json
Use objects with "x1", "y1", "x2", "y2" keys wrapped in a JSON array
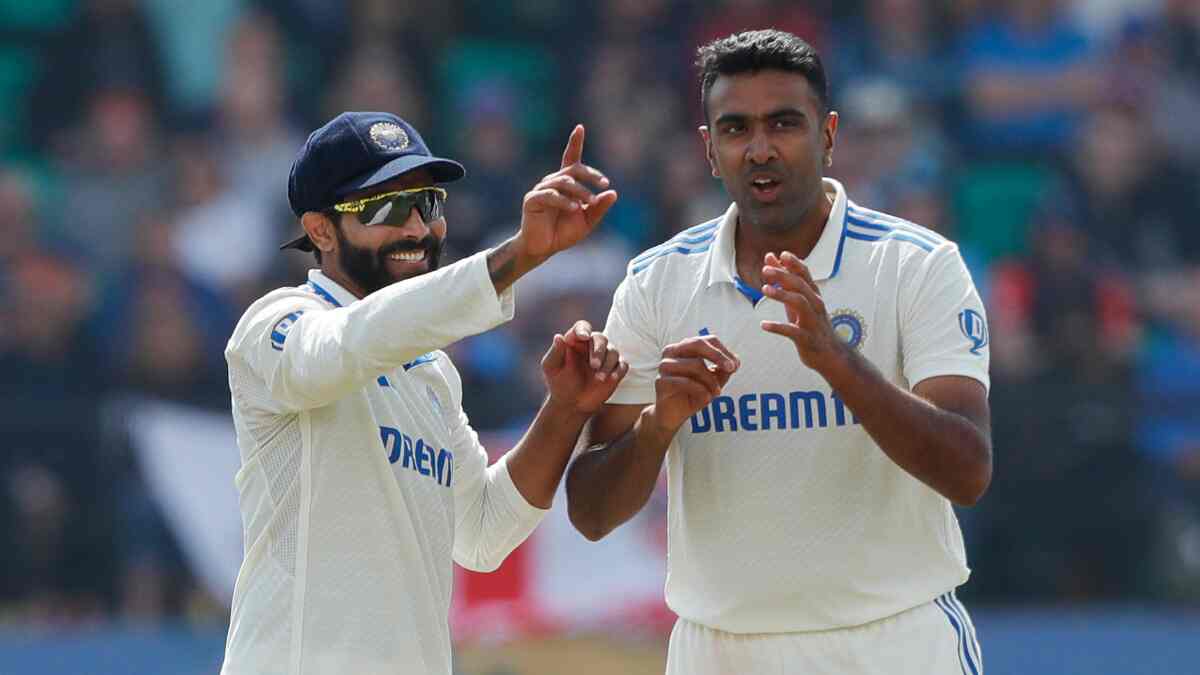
[
  {"x1": 221, "y1": 112, "x2": 622, "y2": 674},
  {"x1": 565, "y1": 31, "x2": 991, "y2": 674}
]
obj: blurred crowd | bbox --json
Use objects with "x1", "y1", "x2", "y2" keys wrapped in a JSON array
[{"x1": 2, "y1": 0, "x2": 1199, "y2": 626}]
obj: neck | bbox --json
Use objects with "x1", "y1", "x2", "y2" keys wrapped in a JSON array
[
  {"x1": 319, "y1": 265, "x2": 368, "y2": 300},
  {"x1": 734, "y1": 187, "x2": 833, "y2": 288}
]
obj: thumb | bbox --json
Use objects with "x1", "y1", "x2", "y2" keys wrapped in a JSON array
[{"x1": 585, "y1": 190, "x2": 619, "y2": 228}]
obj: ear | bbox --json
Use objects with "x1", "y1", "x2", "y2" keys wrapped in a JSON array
[
  {"x1": 301, "y1": 211, "x2": 338, "y2": 256},
  {"x1": 698, "y1": 125, "x2": 720, "y2": 178},
  {"x1": 823, "y1": 111, "x2": 839, "y2": 167}
]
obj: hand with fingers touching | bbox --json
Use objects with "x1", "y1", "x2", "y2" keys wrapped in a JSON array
[
  {"x1": 542, "y1": 320, "x2": 629, "y2": 415},
  {"x1": 648, "y1": 334, "x2": 741, "y2": 434},
  {"x1": 759, "y1": 251, "x2": 848, "y2": 373},
  {"x1": 518, "y1": 124, "x2": 619, "y2": 260}
]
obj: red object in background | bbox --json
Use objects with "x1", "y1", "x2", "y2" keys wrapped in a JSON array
[{"x1": 460, "y1": 540, "x2": 529, "y2": 604}]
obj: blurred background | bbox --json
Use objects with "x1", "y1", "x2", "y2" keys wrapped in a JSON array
[{"x1": 1, "y1": 0, "x2": 1199, "y2": 673}]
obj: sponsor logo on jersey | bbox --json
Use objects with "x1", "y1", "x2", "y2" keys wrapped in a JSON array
[
  {"x1": 380, "y1": 425, "x2": 453, "y2": 487},
  {"x1": 958, "y1": 309, "x2": 988, "y2": 355},
  {"x1": 269, "y1": 311, "x2": 305, "y2": 351},
  {"x1": 690, "y1": 389, "x2": 859, "y2": 433}
]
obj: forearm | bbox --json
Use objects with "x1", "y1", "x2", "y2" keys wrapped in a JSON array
[
  {"x1": 487, "y1": 235, "x2": 549, "y2": 295},
  {"x1": 257, "y1": 251, "x2": 513, "y2": 410},
  {"x1": 818, "y1": 349, "x2": 991, "y2": 506},
  {"x1": 504, "y1": 396, "x2": 591, "y2": 509},
  {"x1": 566, "y1": 407, "x2": 675, "y2": 541}
]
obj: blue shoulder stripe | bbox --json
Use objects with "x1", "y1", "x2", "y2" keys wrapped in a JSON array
[
  {"x1": 631, "y1": 219, "x2": 720, "y2": 266},
  {"x1": 845, "y1": 228, "x2": 935, "y2": 252},
  {"x1": 631, "y1": 240, "x2": 715, "y2": 274},
  {"x1": 847, "y1": 205, "x2": 945, "y2": 245},
  {"x1": 846, "y1": 215, "x2": 938, "y2": 252},
  {"x1": 845, "y1": 217, "x2": 890, "y2": 232}
]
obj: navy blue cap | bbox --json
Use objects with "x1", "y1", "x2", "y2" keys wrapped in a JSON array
[{"x1": 282, "y1": 112, "x2": 465, "y2": 251}]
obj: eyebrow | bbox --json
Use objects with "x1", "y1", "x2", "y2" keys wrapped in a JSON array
[{"x1": 713, "y1": 107, "x2": 808, "y2": 127}]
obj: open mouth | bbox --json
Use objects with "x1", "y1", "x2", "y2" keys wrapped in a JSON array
[
  {"x1": 749, "y1": 176, "x2": 782, "y2": 200},
  {"x1": 387, "y1": 249, "x2": 426, "y2": 263}
]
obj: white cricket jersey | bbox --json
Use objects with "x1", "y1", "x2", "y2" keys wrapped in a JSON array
[
  {"x1": 603, "y1": 178, "x2": 990, "y2": 634},
  {"x1": 221, "y1": 251, "x2": 547, "y2": 675}
]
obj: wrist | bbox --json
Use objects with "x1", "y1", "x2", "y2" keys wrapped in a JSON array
[
  {"x1": 543, "y1": 394, "x2": 591, "y2": 426},
  {"x1": 488, "y1": 235, "x2": 547, "y2": 293},
  {"x1": 811, "y1": 342, "x2": 857, "y2": 388},
  {"x1": 509, "y1": 232, "x2": 551, "y2": 270},
  {"x1": 638, "y1": 405, "x2": 680, "y2": 446}
]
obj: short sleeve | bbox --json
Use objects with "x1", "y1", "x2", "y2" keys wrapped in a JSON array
[
  {"x1": 603, "y1": 275, "x2": 660, "y2": 405},
  {"x1": 900, "y1": 245, "x2": 991, "y2": 392}
]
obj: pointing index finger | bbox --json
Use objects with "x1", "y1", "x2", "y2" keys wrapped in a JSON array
[{"x1": 561, "y1": 124, "x2": 585, "y2": 169}]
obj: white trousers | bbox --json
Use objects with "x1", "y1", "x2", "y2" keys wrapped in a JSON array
[{"x1": 666, "y1": 592, "x2": 983, "y2": 675}]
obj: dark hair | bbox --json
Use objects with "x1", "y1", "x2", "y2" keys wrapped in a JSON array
[{"x1": 695, "y1": 29, "x2": 829, "y2": 121}]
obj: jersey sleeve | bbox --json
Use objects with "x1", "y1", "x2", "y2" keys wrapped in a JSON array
[
  {"x1": 226, "y1": 250, "x2": 514, "y2": 413},
  {"x1": 439, "y1": 359, "x2": 547, "y2": 572},
  {"x1": 603, "y1": 274, "x2": 661, "y2": 405},
  {"x1": 899, "y1": 244, "x2": 991, "y2": 391}
]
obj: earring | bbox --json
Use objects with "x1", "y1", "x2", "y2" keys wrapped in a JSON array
[{"x1": 825, "y1": 155, "x2": 833, "y2": 167}]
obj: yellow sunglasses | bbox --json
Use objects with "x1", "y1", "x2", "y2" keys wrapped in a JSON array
[{"x1": 332, "y1": 187, "x2": 447, "y2": 226}]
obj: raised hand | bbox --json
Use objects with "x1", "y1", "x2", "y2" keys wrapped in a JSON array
[
  {"x1": 542, "y1": 320, "x2": 629, "y2": 415},
  {"x1": 518, "y1": 125, "x2": 618, "y2": 260},
  {"x1": 760, "y1": 251, "x2": 847, "y2": 372},
  {"x1": 649, "y1": 335, "x2": 740, "y2": 433}
]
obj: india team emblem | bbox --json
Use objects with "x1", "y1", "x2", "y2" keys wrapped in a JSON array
[
  {"x1": 830, "y1": 309, "x2": 867, "y2": 350},
  {"x1": 958, "y1": 309, "x2": 988, "y2": 355},
  {"x1": 369, "y1": 122, "x2": 410, "y2": 150}
]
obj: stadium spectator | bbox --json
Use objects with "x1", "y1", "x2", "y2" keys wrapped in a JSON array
[{"x1": 960, "y1": 0, "x2": 1102, "y2": 159}]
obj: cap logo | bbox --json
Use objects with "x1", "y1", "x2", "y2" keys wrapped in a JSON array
[{"x1": 369, "y1": 122, "x2": 410, "y2": 151}]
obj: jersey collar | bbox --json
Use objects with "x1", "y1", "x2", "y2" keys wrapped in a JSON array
[
  {"x1": 305, "y1": 269, "x2": 357, "y2": 308},
  {"x1": 706, "y1": 177, "x2": 849, "y2": 288}
]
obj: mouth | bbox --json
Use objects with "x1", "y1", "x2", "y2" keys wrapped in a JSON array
[
  {"x1": 387, "y1": 249, "x2": 426, "y2": 263},
  {"x1": 748, "y1": 176, "x2": 782, "y2": 202}
]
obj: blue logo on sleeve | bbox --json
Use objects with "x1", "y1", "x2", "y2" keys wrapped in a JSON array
[
  {"x1": 958, "y1": 309, "x2": 988, "y2": 355},
  {"x1": 270, "y1": 311, "x2": 305, "y2": 351}
]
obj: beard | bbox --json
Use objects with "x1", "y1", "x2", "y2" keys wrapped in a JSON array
[
  {"x1": 734, "y1": 177, "x2": 822, "y2": 235},
  {"x1": 335, "y1": 228, "x2": 443, "y2": 296}
]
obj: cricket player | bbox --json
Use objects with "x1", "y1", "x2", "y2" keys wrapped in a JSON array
[
  {"x1": 221, "y1": 112, "x2": 624, "y2": 674},
  {"x1": 565, "y1": 30, "x2": 991, "y2": 674}
]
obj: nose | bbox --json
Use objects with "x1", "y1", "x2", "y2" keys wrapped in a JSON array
[
  {"x1": 394, "y1": 207, "x2": 431, "y2": 239},
  {"x1": 745, "y1": 127, "x2": 777, "y2": 165}
]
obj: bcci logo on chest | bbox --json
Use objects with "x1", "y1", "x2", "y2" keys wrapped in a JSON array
[{"x1": 830, "y1": 309, "x2": 867, "y2": 350}]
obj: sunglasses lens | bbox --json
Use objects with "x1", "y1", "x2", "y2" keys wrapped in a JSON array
[
  {"x1": 356, "y1": 190, "x2": 445, "y2": 226},
  {"x1": 416, "y1": 190, "x2": 445, "y2": 221}
]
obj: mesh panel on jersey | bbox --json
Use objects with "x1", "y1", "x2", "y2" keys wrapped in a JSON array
[
  {"x1": 261, "y1": 420, "x2": 302, "y2": 574},
  {"x1": 269, "y1": 469, "x2": 301, "y2": 574},
  {"x1": 260, "y1": 420, "x2": 301, "y2": 503}
]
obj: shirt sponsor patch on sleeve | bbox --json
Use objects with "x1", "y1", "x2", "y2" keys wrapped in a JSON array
[
  {"x1": 270, "y1": 311, "x2": 305, "y2": 351},
  {"x1": 958, "y1": 308, "x2": 988, "y2": 355}
]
